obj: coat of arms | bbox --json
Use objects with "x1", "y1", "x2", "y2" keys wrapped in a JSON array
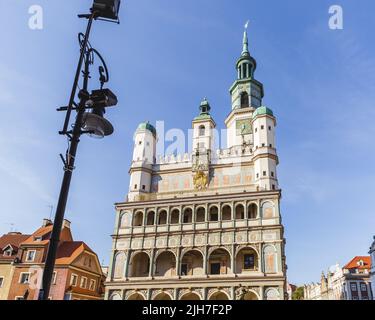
[{"x1": 193, "y1": 170, "x2": 208, "y2": 190}]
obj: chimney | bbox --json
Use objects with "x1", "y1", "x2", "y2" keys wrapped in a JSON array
[
  {"x1": 62, "y1": 219, "x2": 71, "y2": 229},
  {"x1": 42, "y1": 218, "x2": 53, "y2": 227}
]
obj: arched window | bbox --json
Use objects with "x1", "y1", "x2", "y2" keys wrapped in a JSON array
[
  {"x1": 113, "y1": 252, "x2": 126, "y2": 279},
  {"x1": 248, "y1": 203, "x2": 258, "y2": 219},
  {"x1": 155, "y1": 251, "x2": 176, "y2": 277},
  {"x1": 183, "y1": 208, "x2": 193, "y2": 224},
  {"x1": 170, "y1": 209, "x2": 180, "y2": 224},
  {"x1": 240, "y1": 92, "x2": 249, "y2": 108},
  {"x1": 235, "y1": 204, "x2": 245, "y2": 220},
  {"x1": 158, "y1": 210, "x2": 167, "y2": 225},
  {"x1": 120, "y1": 211, "x2": 132, "y2": 227},
  {"x1": 222, "y1": 205, "x2": 232, "y2": 221},
  {"x1": 199, "y1": 125, "x2": 205, "y2": 136},
  {"x1": 146, "y1": 211, "x2": 155, "y2": 225},
  {"x1": 196, "y1": 207, "x2": 205, "y2": 222},
  {"x1": 209, "y1": 206, "x2": 219, "y2": 222},
  {"x1": 133, "y1": 211, "x2": 143, "y2": 226}
]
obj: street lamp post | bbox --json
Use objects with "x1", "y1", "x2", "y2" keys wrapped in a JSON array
[{"x1": 39, "y1": 0, "x2": 121, "y2": 300}]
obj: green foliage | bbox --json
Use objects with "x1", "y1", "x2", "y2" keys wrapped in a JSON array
[{"x1": 292, "y1": 287, "x2": 304, "y2": 300}]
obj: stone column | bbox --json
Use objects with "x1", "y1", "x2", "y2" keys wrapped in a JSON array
[
  {"x1": 149, "y1": 249, "x2": 155, "y2": 278},
  {"x1": 231, "y1": 287, "x2": 236, "y2": 300},
  {"x1": 203, "y1": 246, "x2": 208, "y2": 276},
  {"x1": 231, "y1": 244, "x2": 236, "y2": 274},
  {"x1": 124, "y1": 250, "x2": 131, "y2": 279},
  {"x1": 176, "y1": 247, "x2": 181, "y2": 277}
]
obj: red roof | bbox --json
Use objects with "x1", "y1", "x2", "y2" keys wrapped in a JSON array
[
  {"x1": 55, "y1": 241, "x2": 94, "y2": 265},
  {"x1": 343, "y1": 256, "x2": 371, "y2": 270},
  {"x1": 0, "y1": 233, "x2": 30, "y2": 260}
]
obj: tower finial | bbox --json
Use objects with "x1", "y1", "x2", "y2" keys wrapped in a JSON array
[{"x1": 242, "y1": 20, "x2": 250, "y2": 55}]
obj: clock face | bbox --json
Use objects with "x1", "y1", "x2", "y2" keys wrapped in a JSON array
[{"x1": 236, "y1": 119, "x2": 252, "y2": 135}]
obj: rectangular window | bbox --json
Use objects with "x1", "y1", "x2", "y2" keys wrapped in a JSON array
[
  {"x1": 360, "y1": 283, "x2": 367, "y2": 291},
  {"x1": 70, "y1": 274, "x2": 78, "y2": 286},
  {"x1": 351, "y1": 283, "x2": 357, "y2": 291},
  {"x1": 268, "y1": 126, "x2": 271, "y2": 130},
  {"x1": 26, "y1": 250, "x2": 36, "y2": 262},
  {"x1": 255, "y1": 128, "x2": 258, "y2": 133},
  {"x1": 210, "y1": 263, "x2": 221, "y2": 275},
  {"x1": 19, "y1": 273, "x2": 30, "y2": 284},
  {"x1": 261, "y1": 125, "x2": 264, "y2": 130},
  {"x1": 261, "y1": 143, "x2": 265, "y2": 147},
  {"x1": 181, "y1": 264, "x2": 188, "y2": 276},
  {"x1": 244, "y1": 254, "x2": 255, "y2": 270},
  {"x1": 256, "y1": 173, "x2": 259, "y2": 179},
  {"x1": 15, "y1": 296, "x2": 25, "y2": 300},
  {"x1": 89, "y1": 279, "x2": 96, "y2": 291},
  {"x1": 263, "y1": 171, "x2": 267, "y2": 176},
  {"x1": 0, "y1": 277, "x2": 4, "y2": 288},
  {"x1": 142, "y1": 185, "x2": 146, "y2": 190},
  {"x1": 272, "y1": 184, "x2": 276, "y2": 190},
  {"x1": 80, "y1": 277, "x2": 87, "y2": 289},
  {"x1": 271, "y1": 171, "x2": 274, "y2": 177}
]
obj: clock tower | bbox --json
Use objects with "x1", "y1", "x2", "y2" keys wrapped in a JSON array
[{"x1": 225, "y1": 25, "x2": 264, "y2": 149}]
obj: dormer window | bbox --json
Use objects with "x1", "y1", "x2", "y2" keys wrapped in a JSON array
[
  {"x1": 3, "y1": 249, "x2": 12, "y2": 257},
  {"x1": 34, "y1": 236, "x2": 42, "y2": 242},
  {"x1": 2, "y1": 245, "x2": 13, "y2": 257},
  {"x1": 357, "y1": 260, "x2": 364, "y2": 267},
  {"x1": 26, "y1": 250, "x2": 36, "y2": 262}
]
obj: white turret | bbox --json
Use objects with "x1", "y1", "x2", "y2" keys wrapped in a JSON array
[
  {"x1": 252, "y1": 106, "x2": 278, "y2": 191},
  {"x1": 128, "y1": 122, "x2": 157, "y2": 201},
  {"x1": 192, "y1": 98, "x2": 216, "y2": 154}
]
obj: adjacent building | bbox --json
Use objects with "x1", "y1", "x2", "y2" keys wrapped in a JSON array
[
  {"x1": 370, "y1": 236, "x2": 375, "y2": 299},
  {"x1": 105, "y1": 27, "x2": 287, "y2": 300},
  {"x1": 0, "y1": 232, "x2": 30, "y2": 300},
  {"x1": 304, "y1": 257, "x2": 373, "y2": 300},
  {"x1": 4, "y1": 219, "x2": 104, "y2": 300}
]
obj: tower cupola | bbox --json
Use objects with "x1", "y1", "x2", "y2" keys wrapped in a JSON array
[{"x1": 236, "y1": 24, "x2": 257, "y2": 80}]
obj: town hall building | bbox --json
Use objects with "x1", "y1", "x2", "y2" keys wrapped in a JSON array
[{"x1": 104, "y1": 27, "x2": 287, "y2": 300}]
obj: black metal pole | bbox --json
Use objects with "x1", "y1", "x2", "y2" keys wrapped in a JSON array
[{"x1": 39, "y1": 16, "x2": 94, "y2": 301}]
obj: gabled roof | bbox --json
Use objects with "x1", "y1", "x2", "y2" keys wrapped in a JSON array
[
  {"x1": 21, "y1": 223, "x2": 73, "y2": 246},
  {"x1": 0, "y1": 233, "x2": 30, "y2": 259},
  {"x1": 343, "y1": 256, "x2": 371, "y2": 270},
  {"x1": 55, "y1": 241, "x2": 94, "y2": 265}
]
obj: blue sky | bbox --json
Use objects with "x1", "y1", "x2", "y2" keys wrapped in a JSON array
[{"x1": 0, "y1": 0, "x2": 374, "y2": 285}]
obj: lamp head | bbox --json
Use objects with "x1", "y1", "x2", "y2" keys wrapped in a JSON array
[
  {"x1": 82, "y1": 107, "x2": 114, "y2": 139},
  {"x1": 92, "y1": 0, "x2": 121, "y2": 20}
]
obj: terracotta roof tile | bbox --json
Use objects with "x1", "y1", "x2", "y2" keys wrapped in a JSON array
[
  {"x1": 0, "y1": 233, "x2": 30, "y2": 259},
  {"x1": 55, "y1": 241, "x2": 94, "y2": 265},
  {"x1": 343, "y1": 256, "x2": 371, "y2": 270}
]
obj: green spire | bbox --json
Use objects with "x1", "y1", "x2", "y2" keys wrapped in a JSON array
[
  {"x1": 194, "y1": 98, "x2": 212, "y2": 121},
  {"x1": 199, "y1": 98, "x2": 211, "y2": 115},
  {"x1": 242, "y1": 21, "x2": 250, "y2": 56}
]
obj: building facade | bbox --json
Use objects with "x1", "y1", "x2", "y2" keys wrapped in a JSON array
[
  {"x1": 0, "y1": 232, "x2": 30, "y2": 300},
  {"x1": 304, "y1": 257, "x2": 373, "y2": 300},
  {"x1": 6, "y1": 219, "x2": 104, "y2": 300},
  {"x1": 105, "y1": 28, "x2": 287, "y2": 300},
  {"x1": 370, "y1": 236, "x2": 375, "y2": 299}
]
